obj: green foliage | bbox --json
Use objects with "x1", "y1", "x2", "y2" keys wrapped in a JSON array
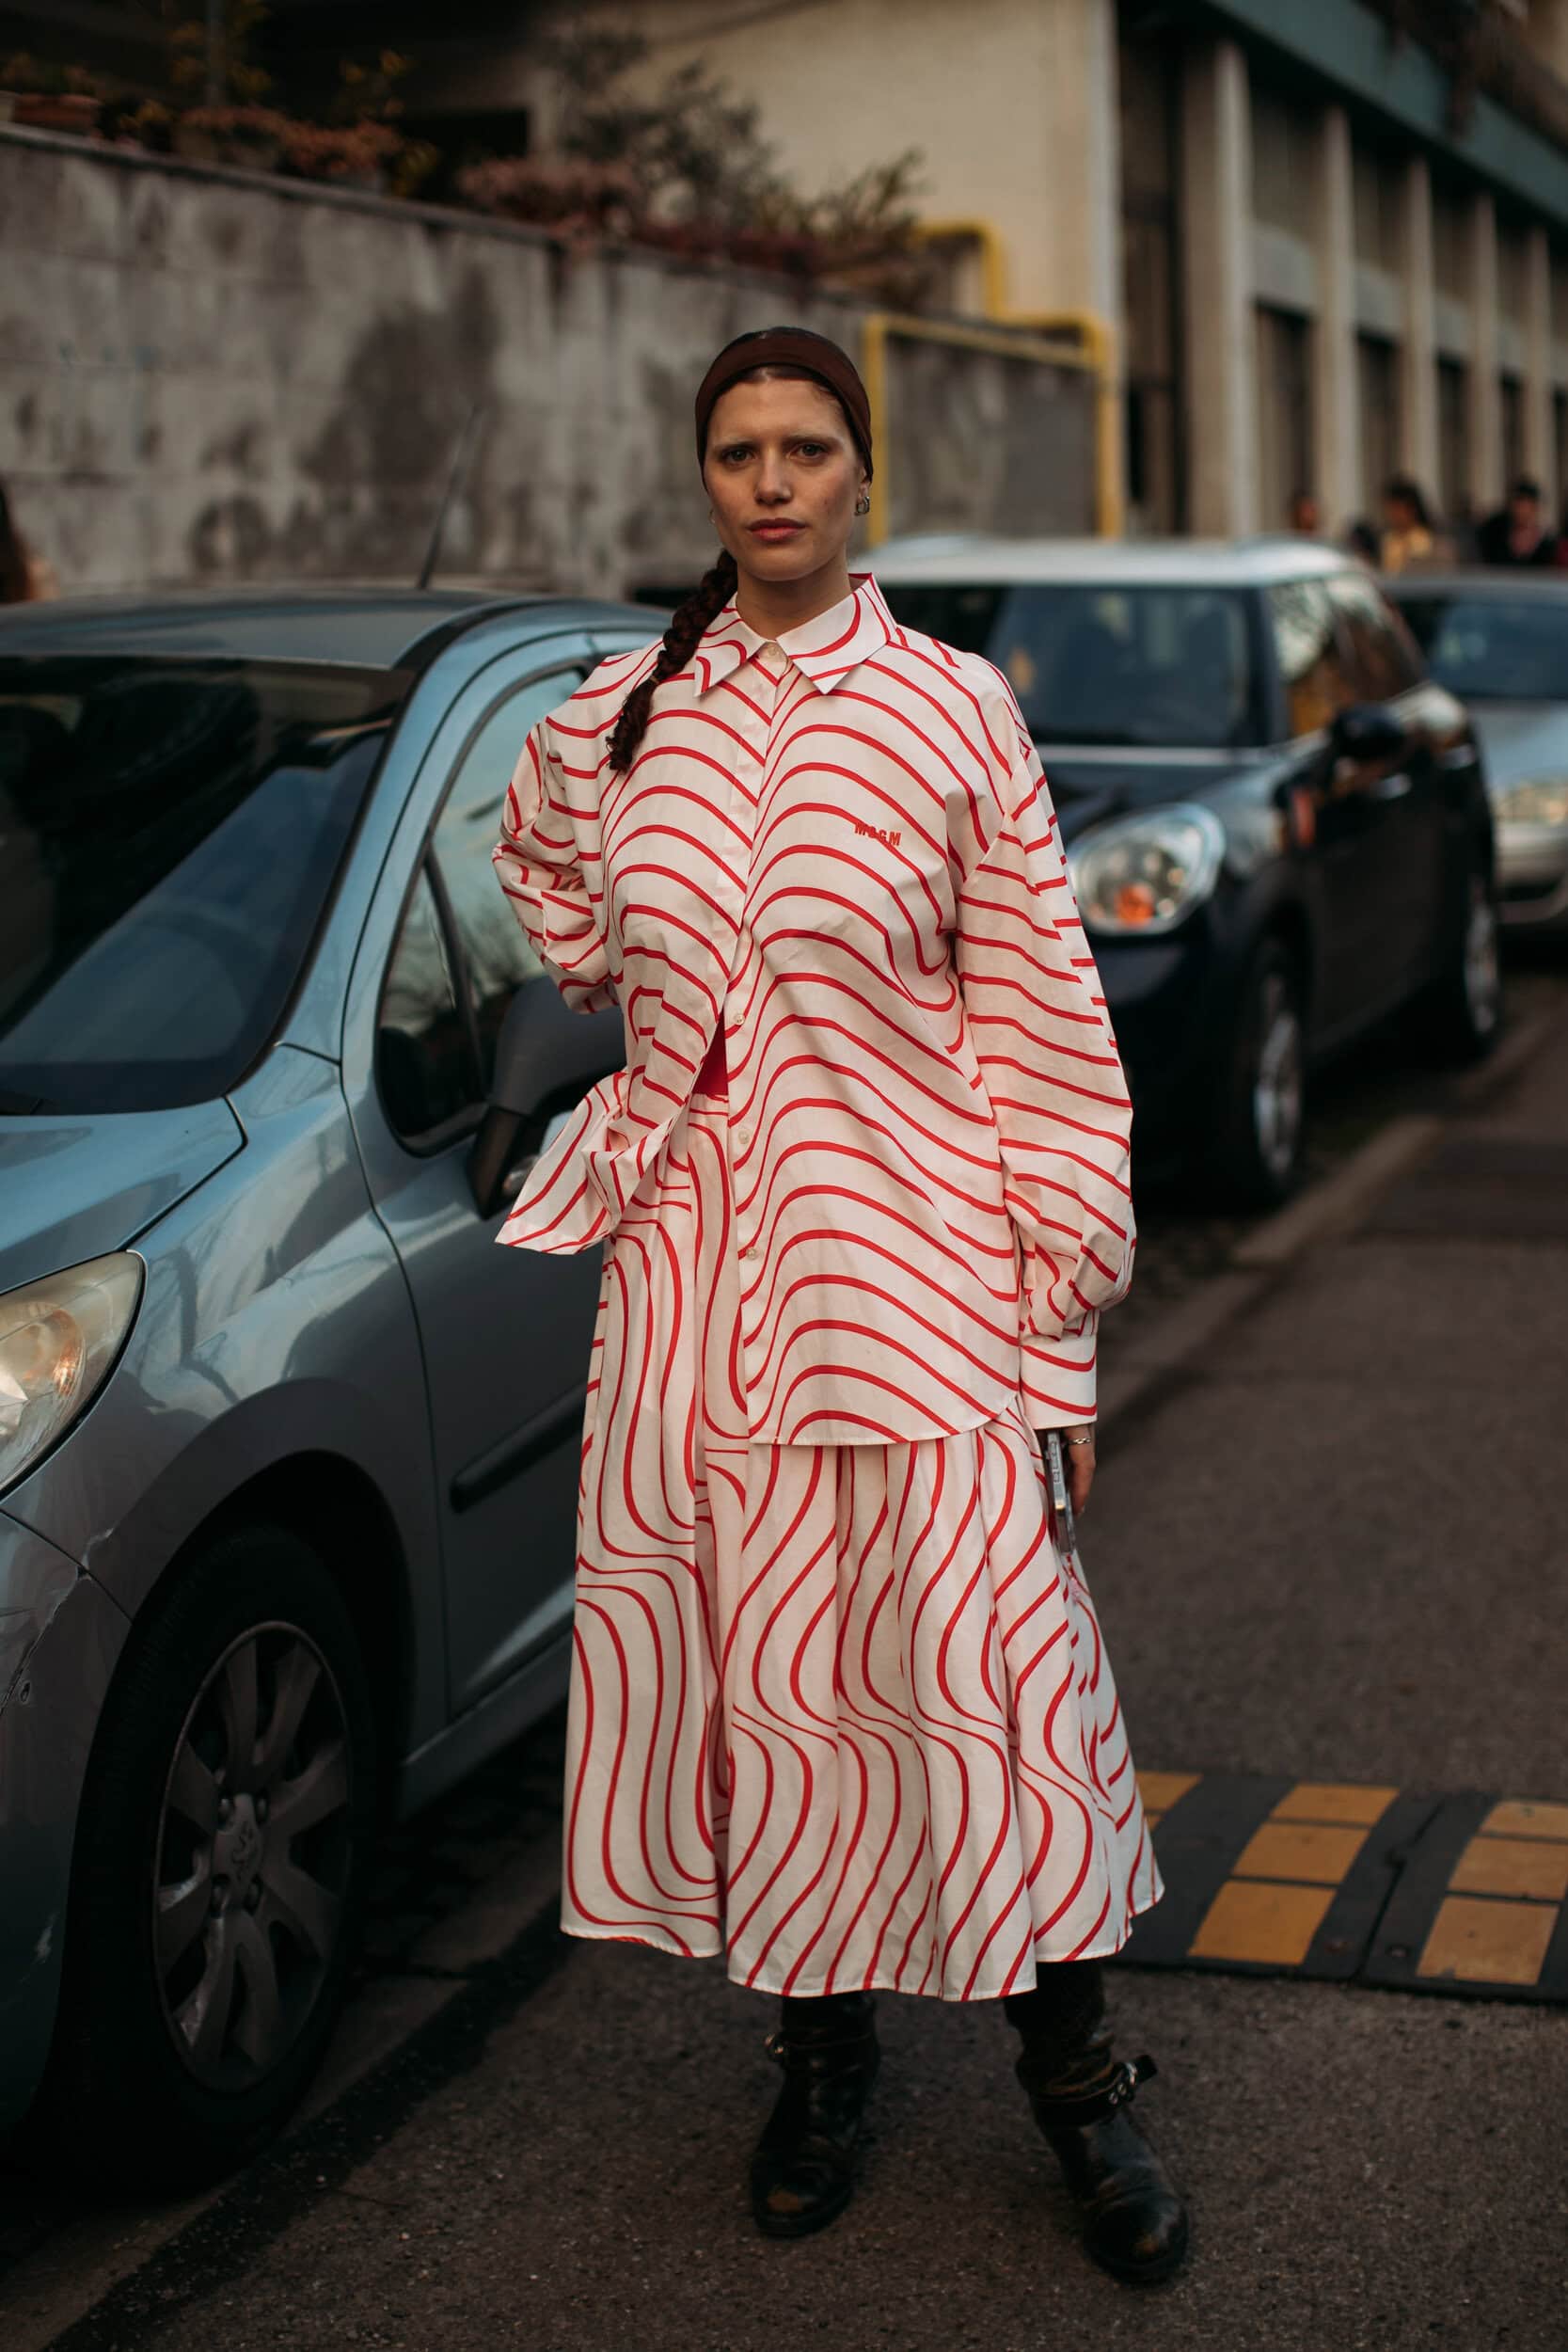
[
  {"x1": 0, "y1": 51, "x2": 103, "y2": 97},
  {"x1": 329, "y1": 50, "x2": 410, "y2": 129},
  {"x1": 164, "y1": 0, "x2": 273, "y2": 105},
  {"x1": 520, "y1": 23, "x2": 929, "y2": 295}
]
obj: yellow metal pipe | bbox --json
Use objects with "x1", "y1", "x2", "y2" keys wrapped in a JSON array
[
  {"x1": 861, "y1": 308, "x2": 1103, "y2": 547},
  {"x1": 909, "y1": 219, "x2": 1122, "y2": 537}
]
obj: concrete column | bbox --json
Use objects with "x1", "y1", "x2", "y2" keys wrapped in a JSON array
[
  {"x1": 1312, "y1": 105, "x2": 1359, "y2": 525},
  {"x1": 1524, "y1": 222, "x2": 1554, "y2": 501},
  {"x1": 1180, "y1": 39, "x2": 1257, "y2": 534},
  {"x1": 1467, "y1": 190, "x2": 1500, "y2": 514},
  {"x1": 1400, "y1": 155, "x2": 1439, "y2": 496}
]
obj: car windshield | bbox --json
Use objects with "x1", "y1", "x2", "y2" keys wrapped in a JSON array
[
  {"x1": 1393, "y1": 595, "x2": 1568, "y2": 702},
  {"x1": 0, "y1": 654, "x2": 408, "y2": 1113},
  {"x1": 876, "y1": 580, "x2": 1262, "y2": 748}
]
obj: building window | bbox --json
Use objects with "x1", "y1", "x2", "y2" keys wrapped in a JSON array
[
  {"x1": 1551, "y1": 246, "x2": 1568, "y2": 346},
  {"x1": 1255, "y1": 306, "x2": 1313, "y2": 534},
  {"x1": 1357, "y1": 334, "x2": 1400, "y2": 519},
  {"x1": 1437, "y1": 357, "x2": 1469, "y2": 528},
  {"x1": 1500, "y1": 373, "x2": 1525, "y2": 487},
  {"x1": 1250, "y1": 85, "x2": 1316, "y2": 237},
  {"x1": 1118, "y1": 24, "x2": 1184, "y2": 532},
  {"x1": 1352, "y1": 144, "x2": 1402, "y2": 273},
  {"x1": 1433, "y1": 183, "x2": 1470, "y2": 304},
  {"x1": 1497, "y1": 225, "x2": 1529, "y2": 327}
]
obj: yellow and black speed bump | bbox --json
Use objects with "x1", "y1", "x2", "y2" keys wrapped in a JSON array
[{"x1": 1119, "y1": 1774, "x2": 1568, "y2": 2003}]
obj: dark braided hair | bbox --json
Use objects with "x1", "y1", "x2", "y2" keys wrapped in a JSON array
[{"x1": 608, "y1": 548, "x2": 739, "y2": 774}]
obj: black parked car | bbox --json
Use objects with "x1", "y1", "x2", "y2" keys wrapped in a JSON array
[{"x1": 873, "y1": 537, "x2": 1500, "y2": 1202}]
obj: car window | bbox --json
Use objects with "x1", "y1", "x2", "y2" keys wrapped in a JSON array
[
  {"x1": 1267, "y1": 579, "x2": 1356, "y2": 738},
  {"x1": 1395, "y1": 594, "x2": 1568, "y2": 700},
  {"x1": 0, "y1": 656, "x2": 405, "y2": 1113},
  {"x1": 1325, "y1": 572, "x2": 1422, "y2": 701},
  {"x1": 377, "y1": 866, "x2": 477, "y2": 1142},
  {"x1": 875, "y1": 581, "x2": 1262, "y2": 748},
  {"x1": 431, "y1": 668, "x2": 581, "y2": 1092}
]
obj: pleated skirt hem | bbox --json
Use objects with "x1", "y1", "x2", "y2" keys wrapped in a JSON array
[{"x1": 558, "y1": 1893, "x2": 1163, "y2": 2002}]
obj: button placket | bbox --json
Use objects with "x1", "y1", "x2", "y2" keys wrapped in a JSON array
[{"x1": 731, "y1": 653, "x2": 787, "y2": 1296}]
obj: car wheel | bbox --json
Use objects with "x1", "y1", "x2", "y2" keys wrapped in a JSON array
[
  {"x1": 1419, "y1": 862, "x2": 1503, "y2": 1063},
  {"x1": 36, "y1": 1524, "x2": 376, "y2": 2189},
  {"x1": 1205, "y1": 937, "x2": 1307, "y2": 1209}
]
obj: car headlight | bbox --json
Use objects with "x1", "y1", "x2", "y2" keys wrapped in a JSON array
[
  {"x1": 1066, "y1": 804, "x2": 1227, "y2": 936},
  {"x1": 0, "y1": 1253, "x2": 144, "y2": 1494},
  {"x1": 1496, "y1": 776, "x2": 1568, "y2": 826}
]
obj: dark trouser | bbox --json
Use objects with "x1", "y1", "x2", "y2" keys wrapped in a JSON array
[{"x1": 1001, "y1": 1959, "x2": 1107, "y2": 2079}]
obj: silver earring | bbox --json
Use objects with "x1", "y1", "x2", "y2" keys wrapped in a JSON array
[{"x1": 855, "y1": 491, "x2": 871, "y2": 516}]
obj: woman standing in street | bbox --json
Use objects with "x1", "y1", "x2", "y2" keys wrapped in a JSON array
[{"x1": 492, "y1": 326, "x2": 1186, "y2": 2283}]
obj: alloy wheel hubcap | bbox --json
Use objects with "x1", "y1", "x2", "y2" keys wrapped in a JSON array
[
  {"x1": 1464, "y1": 881, "x2": 1501, "y2": 1036},
  {"x1": 1253, "y1": 974, "x2": 1305, "y2": 1184},
  {"x1": 154, "y1": 1623, "x2": 353, "y2": 2092}
]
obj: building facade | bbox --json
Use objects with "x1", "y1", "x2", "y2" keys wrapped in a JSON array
[
  {"x1": 494, "y1": 0, "x2": 1568, "y2": 542},
  {"x1": 12, "y1": 0, "x2": 1568, "y2": 544}
]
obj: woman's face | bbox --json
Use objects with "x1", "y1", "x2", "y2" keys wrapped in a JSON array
[{"x1": 703, "y1": 374, "x2": 866, "y2": 591}]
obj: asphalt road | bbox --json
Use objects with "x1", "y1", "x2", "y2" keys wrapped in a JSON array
[{"x1": 5, "y1": 965, "x2": 1567, "y2": 2351}]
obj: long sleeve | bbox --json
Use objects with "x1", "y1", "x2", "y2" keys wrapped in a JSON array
[
  {"x1": 491, "y1": 720, "x2": 615, "y2": 1014},
  {"x1": 954, "y1": 682, "x2": 1134, "y2": 1423}
]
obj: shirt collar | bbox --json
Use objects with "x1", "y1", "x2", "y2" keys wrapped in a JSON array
[{"x1": 690, "y1": 572, "x2": 896, "y2": 697}]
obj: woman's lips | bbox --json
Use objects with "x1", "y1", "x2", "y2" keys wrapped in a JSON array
[{"x1": 749, "y1": 521, "x2": 804, "y2": 540}]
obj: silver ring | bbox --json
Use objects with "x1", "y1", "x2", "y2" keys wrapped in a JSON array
[{"x1": 1064, "y1": 1434, "x2": 1095, "y2": 1447}]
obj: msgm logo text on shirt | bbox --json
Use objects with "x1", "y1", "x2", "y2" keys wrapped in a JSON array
[{"x1": 853, "y1": 819, "x2": 902, "y2": 847}]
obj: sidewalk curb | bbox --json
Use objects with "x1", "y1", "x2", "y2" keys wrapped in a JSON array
[
  {"x1": 2, "y1": 1889, "x2": 570, "y2": 2352},
  {"x1": 1099, "y1": 1005, "x2": 1557, "y2": 1445},
  {"x1": 1, "y1": 1859, "x2": 566, "y2": 2349},
  {"x1": 1230, "y1": 1114, "x2": 1444, "y2": 1271}
]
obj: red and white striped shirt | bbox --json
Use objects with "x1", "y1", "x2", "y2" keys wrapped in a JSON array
[{"x1": 492, "y1": 573, "x2": 1133, "y2": 1444}]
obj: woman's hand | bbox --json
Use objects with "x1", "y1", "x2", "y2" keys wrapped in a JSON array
[{"x1": 1062, "y1": 1422, "x2": 1096, "y2": 1517}]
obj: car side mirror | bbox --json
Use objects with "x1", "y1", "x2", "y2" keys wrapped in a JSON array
[
  {"x1": 467, "y1": 979, "x2": 624, "y2": 1219},
  {"x1": 1328, "y1": 703, "x2": 1406, "y2": 762}
]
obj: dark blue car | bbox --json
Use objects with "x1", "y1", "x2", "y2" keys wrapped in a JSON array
[{"x1": 875, "y1": 536, "x2": 1501, "y2": 1200}]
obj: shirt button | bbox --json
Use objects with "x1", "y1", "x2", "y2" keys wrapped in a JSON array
[{"x1": 741, "y1": 1242, "x2": 759, "y2": 1262}]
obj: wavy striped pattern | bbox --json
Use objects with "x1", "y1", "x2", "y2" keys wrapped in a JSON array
[
  {"x1": 562, "y1": 1082, "x2": 1160, "y2": 1996},
  {"x1": 494, "y1": 576, "x2": 1134, "y2": 1442}
]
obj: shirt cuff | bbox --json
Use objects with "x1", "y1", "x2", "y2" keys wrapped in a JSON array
[{"x1": 1018, "y1": 1313, "x2": 1098, "y2": 1425}]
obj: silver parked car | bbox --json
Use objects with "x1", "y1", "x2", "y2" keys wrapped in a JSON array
[
  {"x1": 0, "y1": 588, "x2": 644, "y2": 2184},
  {"x1": 1388, "y1": 572, "x2": 1568, "y2": 937}
]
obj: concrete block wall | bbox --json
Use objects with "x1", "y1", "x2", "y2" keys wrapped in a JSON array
[{"x1": 0, "y1": 128, "x2": 1095, "y2": 601}]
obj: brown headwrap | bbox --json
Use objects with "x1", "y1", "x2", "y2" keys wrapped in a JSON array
[{"x1": 693, "y1": 326, "x2": 874, "y2": 478}]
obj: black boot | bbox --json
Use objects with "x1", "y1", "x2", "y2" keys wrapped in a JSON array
[
  {"x1": 750, "y1": 1990, "x2": 879, "y2": 2240},
  {"x1": 1006, "y1": 1967, "x2": 1189, "y2": 2286}
]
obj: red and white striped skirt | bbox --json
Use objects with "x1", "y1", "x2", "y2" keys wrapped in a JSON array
[{"x1": 561, "y1": 1073, "x2": 1161, "y2": 2000}]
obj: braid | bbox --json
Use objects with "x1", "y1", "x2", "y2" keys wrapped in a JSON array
[{"x1": 608, "y1": 549, "x2": 738, "y2": 773}]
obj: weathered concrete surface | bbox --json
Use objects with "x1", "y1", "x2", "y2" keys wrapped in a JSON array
[
  {"x1": 1091, "y1": 1009, "x2": 1568, "y2": 1801},
  {"x1": 6, "y1": 992, "x2": 1567, "y2": 2347},
  {"x1": 16, "y1": 1942, "x2": 1564, "y2": 2350},
  {"x1": 0, "y1": 126, "x2": 1096, "y2": 601}
]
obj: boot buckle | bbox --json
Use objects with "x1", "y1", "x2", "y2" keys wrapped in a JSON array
[{"x1": 1105, "y1": 2053, "x2": 1156, "y2": 2109}]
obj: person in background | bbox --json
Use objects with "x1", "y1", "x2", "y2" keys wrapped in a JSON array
[
  {"x1": 0, "y1": 483, "x2": 56, "y2": 603},
  {"x1": 1379, "y1": 476, "x2": 1449, "y2": 575},
  {"x1": 1477, "y1": 475, "x2": 1559, "y2": 567},
  {"x1": 1343, "y1": 517, "x2": 1381, "y2": 564},
  {"x1": 1287, "y1": 488, "x2": 1322, "y2": 535}
]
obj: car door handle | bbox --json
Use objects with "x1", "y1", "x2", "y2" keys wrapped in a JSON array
[{"x1": 1371, "y1": 771, "x2": 1413, "y2": 801}]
